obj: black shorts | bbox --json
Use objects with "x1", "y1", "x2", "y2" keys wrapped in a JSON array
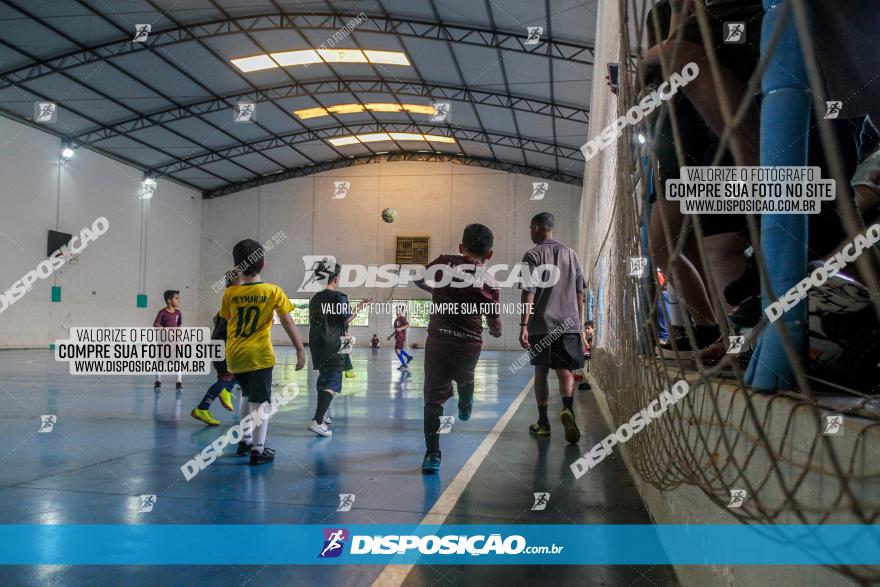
[
  {"x1": 423, "y1": 336, "x2": 482, "y2": 406},
  {"x1": 235, "y1": 367, "x2": 273, "y2": 403},
  {"x1": 528, "y1": 333, "x2": 585, "y2": 370}
]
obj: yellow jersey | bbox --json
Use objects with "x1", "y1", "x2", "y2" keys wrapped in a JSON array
[{"x1": 219, "y1": 282, "x2": 293, "y2": 373}]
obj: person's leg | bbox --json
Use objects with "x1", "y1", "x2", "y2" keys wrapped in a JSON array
[
  {"x1": 248, "y1": 368, "x2": 275, "y2": 463},
  {"x1": 553, "y1": 334, "x2": 583, "y2": 443},
  {"x1": 452, "y1": 343, "x2": 481, "y2": 421},
  {"x1": 309, "y1": 370, "x2": 340, "y2": 436},
  {"x1": 663, "y1": 39, "x2": 760, "y2": 167},
  {"x1": 198, "y1": 379, "x2": 226, "y2": 410},
  {"x1": 236, "y1": 373, "x2": 252, "y2": 454},
  {"x1": 154, "y1": 372, "x2": 161, "y2": 391},
  {"x1": 422, "y1": 339, "x2": 452, "y2": 470},
  {"x1": 650, "y1": 198, "x2": 717, "y2": 327},
  {"x1": 395, "y1": 348, "x2": 407, "y2": 367},
  {"x1": 532, "y1": 363, "x2": 551, "y2": 432}
]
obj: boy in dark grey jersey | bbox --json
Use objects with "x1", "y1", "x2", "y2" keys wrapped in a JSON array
[{"x1": 519, "y1": 212, "x2": 585, "y2": 443}]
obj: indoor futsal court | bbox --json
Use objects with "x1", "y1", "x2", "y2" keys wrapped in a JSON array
[{"x1": 1, "y1": 1, "x2": 878, "y2": 586}]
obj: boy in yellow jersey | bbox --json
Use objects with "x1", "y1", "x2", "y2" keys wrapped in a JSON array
[{"x1": 220, "y1": 239, "x2": 306, "y2": 466}]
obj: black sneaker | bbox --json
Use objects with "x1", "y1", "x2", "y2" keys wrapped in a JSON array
[
  {"x1": 458, "y1": 401, "x2": 472, "y2": 421},
  {"x1": 578, "y1": 381, "x2": 591, "y2": 390},
  {"x1": 153, "y1": 381, "x2": 161, "y2": 393},
  {"x1": 236, "y1": 441, "x2": 253, "y2": 456},
  {"x1": 250, "y1": 447, "x2": 275, "y2": 466},
  {"x1": 421, "y1": 451, "x2": 441, "y2": 473},
  {"x1": 175, "y1": 382, "x2": 183, "y2": 391}
]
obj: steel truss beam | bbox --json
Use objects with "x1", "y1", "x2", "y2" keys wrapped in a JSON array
[
  {"x1": 152, "y1": 122, "x2": 584, "y2": 175},
  {"x1": 73, "y1": 79, "x2": 589, "y2": 144},
  {"x1": 0, "y1": 13, "x2": 594, "y2": 90},
  {"x1": 204, "y1": 152, "x2": 583, "y2": 198}
]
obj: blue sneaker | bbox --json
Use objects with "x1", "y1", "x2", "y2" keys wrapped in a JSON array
[{"x1": 421, "y1": 451, "x2": 441, "y2": 473}]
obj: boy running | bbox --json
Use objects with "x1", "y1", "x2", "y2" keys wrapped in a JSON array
[
  {"x1": 307, "y1": 259, "x2": 369, "y2": 437},
  {"x1": 153, "y1": 289, "x2": 182, "y2": 392},
  {"x1": 191, "y1": 270, "x2": 241, "y2": 426},
  {"x1": 220, "y1": 239, "x2": 306, "y2": 465},
  {"x1": 415, "y1": 223, "x2": 502, "y2": 472},
  {"x1": 388, "y1": 310, "x2": 413, "y2": 369}
]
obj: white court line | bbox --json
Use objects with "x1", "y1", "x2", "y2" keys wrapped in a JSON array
[{"x1": 371, "y1": 376, "x2": 535, "y2": 587}]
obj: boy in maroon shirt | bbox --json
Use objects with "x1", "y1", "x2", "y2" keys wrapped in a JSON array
[
  {"x1": 415, "y1": 223, "x2": 502, "y2": 473},
  {"x1": 153, "y1": 289, "x2": 182, "y2": 392},
  {"x1": 388, "y1": 310, "x2": 413, "y2": 368}
]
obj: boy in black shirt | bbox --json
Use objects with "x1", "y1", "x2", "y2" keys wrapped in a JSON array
[{"x1": 307, "y1": 259, "x2": 368, "y2": 437}]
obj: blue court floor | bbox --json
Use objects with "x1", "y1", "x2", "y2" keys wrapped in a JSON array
[{"x1": 0, "y1": 348, "x2": 677, "y2": 586}]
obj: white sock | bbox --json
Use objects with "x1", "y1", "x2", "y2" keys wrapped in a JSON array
[
  {"x1": 250, "y1": 402, "x2": 269, "y2": 453},
  {"x1": 176, "y1": 372, "x2": 182, "y2": 383},
  {"x1": 154, "y1": 373, "x2": 162, "y2": 382},
  {"x1": 239, "y1": 396, "x2": 252, "y2": 442}
]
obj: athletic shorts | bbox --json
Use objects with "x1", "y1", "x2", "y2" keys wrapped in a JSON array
[
  {"x1": 235, "y1": 367, "x2": 273, "y2": 403},
  {"x1": 528, "y1": 333, "x2": 585, "y2": 370},
  {"x1": 423, "y1": 336, "x2": 482, "y2": 406},
  {"x1": 317, "y1": 369, "x2": 343, "y2": 394}
]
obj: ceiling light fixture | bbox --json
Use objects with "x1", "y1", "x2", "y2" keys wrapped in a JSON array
[
  {"x1": 231, "y1": 49, "x2": 411, "y2": 72},
  {"x1": 327, "y1": 133, "x2": 456, "y2": 147},
  {"x1": 294, "y1": 102, "x2": 436, "y2": 120}
]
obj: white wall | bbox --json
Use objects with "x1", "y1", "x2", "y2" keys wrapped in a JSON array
[
  {"x1": 0, "y1": 116, "x2": 203, "y2": 348},
  {"x1": 199, "y1": 161, "x2": 583, "y2": 351}
]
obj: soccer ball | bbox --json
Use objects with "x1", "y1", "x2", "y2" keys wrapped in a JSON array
[{"x1": 381, "y1": 208, "x2": 396, "y2": 223}]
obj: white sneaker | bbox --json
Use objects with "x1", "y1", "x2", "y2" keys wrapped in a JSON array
[
  {"x1": 323, "y1": 414, "x2": 332, "y2": 424},
  {"x1": 308, "y1": 420, "x2": 332, "y2": 437}
]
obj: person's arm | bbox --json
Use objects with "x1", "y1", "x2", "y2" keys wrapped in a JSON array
[
  {"x1": 152, "y1": 310, "x2": 163, "y2": 328},
  {"x1": 278, "y1": 313, "x2": 306, "y2": 370},
  {"x1": 275, "y1": 289, "x2": 305, "y2": 370},
  {"x1": 487, "y1": 316, "x2": 502, "y2": 338},
  {"x1": 519, "y1": 290, "x2": 535, "y2": 349},
  {"x1": 346, "y1": 298, "x2": 371, "y2": 326}
]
